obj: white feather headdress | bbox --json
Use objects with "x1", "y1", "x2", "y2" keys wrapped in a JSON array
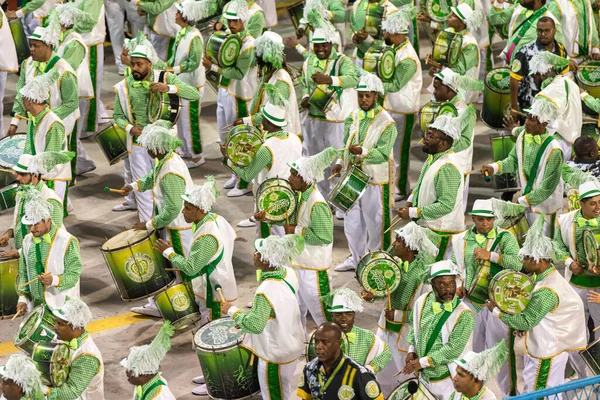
[
  {"x1": 19, "y1": 69, "x2": 59, "y2": 103},
  {"x1": 254, "y1": 234, "x2": 305, "y2": 268},
  {"x1": 290, "y1": 147, "x2": 339, "y2": 185},
  {"x1": 394, "y1": 222, "x2": 439, "y2": 259},
  {"x1": 52, "y1": 297, "x2": 93, "y2": 329},
  {"x1": 303, "y1": 0, "x2": 330, "y2": 21},
  {"x1": 120, "y1": 322, "x2": 175, "y2": 377},
  {"x1": 1, "y1": 354, "x2": 44, "y2": 399},
  {"x1": 124, "y1": 31, "x2": 160, "y2": 65},
  {"x1": 529, "y1": 51, "x2": 570, "y2": 76},
  {"x1": 428, "y1": 113, "x2": 460, "y2": 142},
  {"x1": 28, "y1": 12, "x2": 60, "y2": 48},
  {"x1": 528, "y1": 95, "x2": 559, "y2": 124},
  {"x1": 356, "y1": 72, "x2": 385, "y2": 96},
  {"x1": 182, "y1": 177, "x2": 220, "y2": 212},
  {"x1": 255, "y1": 31, "x2": 285, "y2": 69},
  {"x1": 138, "y1": 121, "x2": 182, "y2": 153},
  {"x1": 28, "y1": 151, "x2": 75, "y2": 176},
  {"x1": 21, "y1": 191, "x2": 53, "y2": 225},
  {"x1": 177, "y1": 0, "x2": 218, "y2": 22},
  {"x1": 519, "y1": 213, "x2": 555, "y2": 262},
  {"x1": 56, "y1": 2, "x2": 91, "y2": 28},
  {"x1": 382, "y1": 5, "x2": 418, "y2": 34},
  {"x1": 454, "y1": 340, "x2": 508, "y2": 382}
]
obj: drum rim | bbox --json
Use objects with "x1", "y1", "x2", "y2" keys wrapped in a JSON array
[
  {"x1": 329, "y1": 165, "x2": 371, "y2": 213},
  {"x1": 489, "y1": 270, "x2": 533, "y2": 314},
  {"x1": 255, "y1": 179, "x2": 297, "y2": 222},
  {"x1": 0, "y1": 134, "x2": 27, "y2": 168},
  {"x1": 467, "y1": 263, "x2": 489, "y2": 296},
  {"x1": 426, "y1": 0, "x2": 456, "y2": 23},
  {"x1": 34, "y1": 341, "x2": 70, "y2": 386},
  {"x1": 100, "y1": 229, "x2": 157, "y2": 252},
  {"x1": 194, "y1": 317, "x2": 244, "y2": 349},
  {"x1": 356, "y1": 251, "x2": 401, "y2": 295},
  {"x1": 583, "y1": 229, "x2": 599, "y2": 266},
  {"x1": 14, "y1": 305, "x2": 52, "y2": 348},
  {"x1": 484, "y1": 68, "x2": 511, "y2": 95}
]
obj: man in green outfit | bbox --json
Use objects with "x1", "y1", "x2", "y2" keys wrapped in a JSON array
[
  {"x1": 216, "y1": 0, "x2": 265, "y2": 39},
  {"x1": 0, "y1": 354, "x2": 45, "y2": 400},
  {"x1": 350, "y1": 0, "x2": 397, "y2": 68},
  {"x1": 566, "y1": 0, "x2": 600, "y2": 61}
]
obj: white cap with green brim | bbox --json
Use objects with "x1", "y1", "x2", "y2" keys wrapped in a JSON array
[
  {"x1": 130, "y1": 45, "x2": 151, "y2": 60},
  {"x1": 328, "y1": 288, "x2": 364, "y2": 313},
  {"x1": 356, "y1": 72, "x2": 384, "y2": 95},
  {"x1": 223, "y1": 0, "x2": 249, "y2": 22},
  {"x1": 262, "y1": 103, "x2": 287, "y2": 127},
  {"x1": 51, "y1": 297, "x2": 92, "y2": 329},
  {"x1": 12, "y1": 154, "x2": 34, "y2": 174},
  {"x1": 28, "y1": 26, "x2": 58, "y2": 47},
  {"x1": 311, "y1": 23, "x2": 337, "y2": 43},
  {"x1": 579, "y1": 181, "x2": 600, "y2": 200},
  {"x1": 469, "y1": 199, "x2": 495, "y2": 217},
  {"x1": 428, "y1": 260, "x2": 460, "y2": 282}
]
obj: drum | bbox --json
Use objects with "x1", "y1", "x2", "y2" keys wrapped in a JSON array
[
  {"x1": 194, "y1": 318, "x2": 260, "y2": 400},
  {"x1": 420, "y1": 101, "x2": 458, "y2": 135},
  {"x1": 491, "y1": 21, "x2": 509, "y2": 40},
  {"x1": 581, "y1": 338, "x2": 600, "y2": 375},
  {"x1": 364, "y1": 45, "x2": 396, "y2": 82},
  {"x1": 489, "y1": 270, "x2": 534, "y2": 314},
  {"x1": 356, "y1": 251, "x2": 402, "y2": 297},
  {"x1": 205, "y1": 70, "x2": 220, "y2": 94},
  {"x1": 432, "y1": 30, "x2": 462, "y2": 67},
  {"x1": 0, "y1": 255, "x2": 19, "y2": 319},
  {"x1": 482, "y1": 68, "x2": 511, "y2": 129},
  {"x1": 583, "y1": 229, "x2": 599, "y2": 268},
  {"x1": 95, "y1": 124, "x2": 128, "y2": 165},
  {"x1": 31, "y1": 341, "x2": 70, "y2": 387},
  {"x1": 308, "y1": 85, "x2": 338, "y2": 114},
  {"x1": 497, "y1": 214, "x2": 529, "y2": 247},
  {"x1": 388, "y1": 378, "x2": 437, "y2": 400},
  {"x1": 288, "y1": 1, "x2": 305, "y2": 31},
  {"x1": 154, "y1": 283, "x2": 201, "y2": 330},
  {"x1": 9, "y1": 19, "x2": 30, "y2": 64},
  {"x1": 329, "y1": 164, "x2": 371, "y2": 213},
  {"x1": 100, "y1": 229, "x2": 174, "y2": 301},
  {"x1": 147, "y1": 79, "x2": 182, "y2": 124},
  {"x1": 467, "y1": 262, "x2": 502, "y2": 305},
  {"x1": 206, "y1": 31, "x2": 242, "y2": 68},
  {"x1": 0, "y1": 133, "x2": 26, "y2": 188},
  {"x1": 576, "y1": 60, "x2": 600, "y2": 99},
  {"x1": 224, "y1": 125, "x2": 263, "y2": 168},
  {"x1": 14, "y1": 304, "x2": 57, "y2": 355},
  {"x1": 305, "y1": 330, "x2": 349, "y2": 362},
  {"x1": 365, "y1": 2, "x2": 384, "y2": 39},
  {"x1": 423, "y1": 0, "x2": 457, "y2": 22},
  {"x1": 0, "y1": 183, "x2": 18, "y2": 212},
  {"x1": 490, "y1": 134, "x2": 518, "y2": 192},
  {"x1": 256, "y1": 178, "x2": 297, "y2": 223}
]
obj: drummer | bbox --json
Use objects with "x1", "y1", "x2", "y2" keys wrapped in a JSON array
[
  {"x1": 203, "y1": 0, "x2": 258, "y2": 198},
  {"x1": 121, "y1": 322, "x2": 176, "y2": 399},
  {"x1": 485, "y1": 214, "x2": 586, "y2": 392},
  {"x1": 221, "y1": 235, "x2": 304, "y2": 400},
  {"x1": 223, "y1": 85, "x2": 302, "y2": 238},
  {"x1": 568, "y1": 0, "x2": 600, "y2": 62},
  {"x1": 333, "y1": 73, "x2": 397, "y2": 272},
  {"x1": 402, "y1": 260, "x2": 475, "y2": 400},
  {"x1": 285, "y1": 4, "x2": 344, "y2": 59},
  {"x1": 0, "y1": 354, "x2": 45, "y2": 400},
  {"x1": 216, "y1": 0, "x2": 265, "y2": 39},
  {"x1": 112, "y1": 44, "x2": 200, "y2": 222},
  {"x1": 16, "y1": 193, "x2": 82, "y2": 313},
  {"x1": 380, "y1": 6, "x2": 422, "y2": 201},
  {"x1": 0, "y1": 4, "x2": 18, "y2": 138},
  {"x1": 46, "y1": 297, "x2": 104, "y2": 399},
  {"x1": 349, "y1": 0, "x2": 397, "y2": 68}
]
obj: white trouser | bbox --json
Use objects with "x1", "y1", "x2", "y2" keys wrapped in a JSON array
[
  {"x1": 123, "y1": 156, "x2": 136, "y2": 208},
  {"x1": 129, "y1": 145, "x2": 153, "y2": 222},
  {"x1": 104, "y1": 0, "x2": 145, "y2": 72},
  {"x1": 150, "y1": 32, "x2": 170, "y2": 62},
  {"x1": 81, "y1": 44, "x2": 107, "y2": 137},
  {"x1": 176, "y1": 89, "x2": 204, "y2": 159},
  {"x1": 22, "y1": 13, "x2": 40, "y2": 37},
  {"x1": 463, "y1": 174, "x2": 470, "y2": 213},
  {"x1": 302, "y1": 117, "x2": 344, "y2": 195},
  {"x1": 424, "y1": 376, "x2": 454, "y2": 400},
  {"x1": 484, "y1": 309, "x2": 512, "y2": 397},
  {"x1": 258, "y1": 359, "x2": 298, "y2": 400},
  {"x1": 375, "y1": 327, "x2": 410, "y2": 397},
  {"x1": 75, "y1": 99, "x2": 96, "y2": 174},
  {"x1": 295, "y1": 268, "x2": 331, "y2": 330},
  {"x1": 523, "y1": 352, "x2": 568, "y2": 394},
  {"x1": 217, "y1": 88, "x2": 242, "y2": 143},
  {"x1": 0, "y1": 72, "x2": 5, "y2": 137},
  {"x1": 464, "y1": 300, "x2": 486, "y2": 352},
  {"x1": 49, "y1": 181, "x2": 68, "y2": 207},
  {"x1": 344, "y1": 184, "x2": 384, "y2": 268},
  {"x1": 256, "y1": 0, "x2": 278, "y2": 28},
  {"x1": 568, "y1": 285, "x2": 600, "y2": 379}
]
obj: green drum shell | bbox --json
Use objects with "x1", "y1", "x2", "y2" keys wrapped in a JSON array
[
  {"x1": 256, "y1": 178, "x2": 297, "y2": 222},
  {"x1": 308, "y1": 85, "x2": 337, "y2": 113},
  {"x1": 225, "y1": 125, "x2": 264, "y2": 167},
  {"x1": 388, "y1": 378, "x2": 437, "y2": 400},
  {"x1": 432, "y1": 30, "x2": 462, "y2": 67},
  {"x1": 482, "y1": 68, "x2": 511, "y2": 129},
  {"x1": 0, "y1": 256, "x2": 19, "y2": 319},
  {"x1": 147, "y1": 92, "x2": 170, "y2": 122},
  {"x1": 424, "y1": 0, "x2": 457, "y2": 22},
  {"x1": 583, "y1": 229, "x2": 599, "y2": 268},
  {"x1": 95, "y1": 124, "x2": 128, "y2": 165},
  {"x1": 498, "y1": 214, "x2": 529, "y2": 247},
  {"x1": 420, "y1": 102, "x2": 457, "y2": 135},
  {"x1": 355, "y1": 251, "x2": 402, "y2": 297},
  {"x1": 101, "y1": 230, "x2": 174, "y2": 301},
  {"x1": 288, "y1": 1, "x2": 305, "y2": 31},
  {"x1": 467, "y1": 263, "x2": 490, "y2": 306},
  {"x1": 365, "y1": 3, "x2": 384, "y2": 39},
  {"x1": 581, "y1": 338, "x2": 600, "y2": 376},
  {"x1": 329, "y1": 165, "x2": 371, "y2": 213},
  {"x1": 577, "y1": 60, "x2": 600, "y2": 99},
  {"x1": 14, "y1": 305, "x2": 57, "y2": 355},
  {"x1": 194, "y1": 318, "x2": 260, "y2": 400},
  {"x1": 489, "y1": 270, "x2": 534, "y2": 314},
  {"x1": 154, "y1": 283, "x2": 201, "y2": 330},
  {"x1": 492, "y1": 22, "x2": 509, "y2": 40},
  {"x1": 9, "y1": 19, "x2": 30, "y2": 64},
  {"x1": 0, "y1": 184, "x2": 18, "y2": 213},
  {"x1": 206, "y1": 32, "x2": 242, "y2": 68},
  {"x1": 31, "y1": 341, "x2": 71, "y2": 387},
  {"x1": 363, "y1": 46, "x2": 396, "y2": 82}
]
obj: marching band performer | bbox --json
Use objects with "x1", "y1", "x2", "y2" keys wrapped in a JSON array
[
  {"x1": 288, "y1": 2, "x2": 345, "y2": 58},
  {"x1": 485, "y1": 214, "x2": 587, "y2": 392},
  {"x1": 137, "y1": 0, "x2": 180, "y2": 62},
  {"x1": 217, "y1": 0, "x2": 266, "y2": 39},
  {"x1": 287, "y1": 148, "x2": 336, "y2": 327},
  {"x1": 567, "y1": 0, "x2": 600, "y2": 61},
  {"x1": 381, "y1": 6, "x2": 423, "y2": 201},
  {"x1": 0, "y1": 0, "x2": 18, "y2": 138},
  {"x1": 16, "y1": 193, "x2": 82, "y2": 313},
  {"x1": 350, "y1": 0, "x2": 397, "y2": 68},
  {"x1": 0, "y1": 354, "x2": 45, "y2": 400},
  {"x1": 47, "y1": 297, "x2": 105, "y2": 399},
  {"x1": 403, "y1": 260, "x2": 475, "y2": 400},
  {"x1": 334, "y1": 73, "x2": 397, "y2": 272},
  {"x1": 104, "y1": 0, "x2": 145, "y2": 76},
  {"x1": 121, "y1": 322, "x2": 176, "y2": 399},
  {"x1": 221, "y1": 235, "x2": 305, "y2": 400},
  {"x1": 398, "y1": 113, "x2": 465, "y2": 261}
]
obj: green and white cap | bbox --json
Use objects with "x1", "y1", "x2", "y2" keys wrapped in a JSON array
[
  {"x1": 138, "y1": 121, "x2": 182, "y2": 153},
  {"x1": 579, "y1": 181, "x2": 600, "y2": 200},
  {"x1": 25, "y1": 151, "x2": 75, "y2": 176},
  {"x1": 356, "y1": 72, "x2": 384, "y2": 96},
  {"x1": 130, "y1": 45, "x2": 151, "y2": 60},
  {"x1": 526, "y1": 95, "x2": 559, "y2": 124},
  {"x1": 454, "y1": 340, "x2": 508, "y2": 382},
  {"x1": 255, "y1": 31, "x2": 285, "y2": 69},
  {"x1": 262, "y1": 84, "x2": 288, "y2": 127},
  {"x1": 428, "y1": 260, "x2": 460, "y2": 282},
  {"x1": 326, "y1": 288, "x2": 364, "y2": 313},
  {"x1": 254, "y1": 234, "x2": 305, "y2": 268},
  {"x1": 12, "y1": 154, "x2": 35, "y2": 174},
  {"x1": 223, "y1": 0, "x2": 250, "y2": 23},
  {"x1": 52, "y1": 297, "x2": 92, "y2": 329},
  {"x1": 19, "y1": 69, "x2": 58, "y2": 104},
  {"x1": 21, "y1": 191, "x2": 52, "y2": 225},
  {"x1": 469, "y1": 199, "x2": 495, "y2": 217},
  {"x1": 121, "y1": 321, "x2": 175, "y2": 377},
  {"x1": 519, "y1": 213, "x2": 554, "y2": 262},
  {"x1": 181, "y1": 176, "x2": 220, "y2": 212},
  {"x1": 451, "y1": 3, "x2": 483, "y2": 31},
  {"x1": 394, "y1": 222, "x2": 439, "y2": 258},
  {"x1": 428, "y1": 113, "x2": 460, "y2": 142},
  {"x1": 529, "y1": 51, "x2": 570, "y2": 76},
  {"x1": 435, "y1": 67, "x2": 484, "y2": 94},
  {"x1": 125, "y1": 32, "x2": 160, "y2": 65},
  {"x1": 288, "y1": 147, "x2": 339, "y2": 184},
  {"x1": 1, "y1": 354, "x2": 44, "y2": 400},
  {"x1": 28, "y1": 14, "x2": 60, "y2": 48},
  {"x1": 176, "y1": 0, "x2": 218, "y2": 22},
  {"x1": 56, "y1": 2, "x2": 90, "y2": 28},
  {"x1": 311, "y1": 20, "x2": 337, "y2": 43},
  {"x1": 382, "y1": 5, "x2": 418, "y2": 34}
]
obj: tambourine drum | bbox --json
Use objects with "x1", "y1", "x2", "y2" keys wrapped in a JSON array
[
  {"x1": 306, "y1": 330, "x2": 349, "y2": 362},
  {"x1": 497, "y1": 214, "x2": 528, "y2": 247},
  {"x1": 288, "y1": 1, "x2": 305, "y2": 31},
  {"x1": 329, "y1": 164, "x2": 370, "y2": 213},
  {"x1": 0, "y1": 255, "x2": 19, "y2": 319},
  {"x1": 388, "y1": 378, "x2": 437, "y2": 400},
  {"x1": 420, "y1": 101, "x2": 458, "y2": 135},
  {"x1": 101, "y1": 229, "x2": 174, "y2": 301},
  {"x1": 206, "y1": 31, "x2": 242, "y2": 68},
  {"x1": 147, "y1": 90, "x2": 181, "y2": 124},
  {"x1": 365, "y1": 3, "x2": 384, "y2": 39},
  {"x1": 432, "y1": 30, "x2": 462, "y2": 67},
  {"x1": 364, "y1": 45, "x2": 396, "y2": 82},
  {"x1": 194, "y1": 318, "x2": 260, "y2": 400},
  {"x1": 356, "y1": 251, "x2": 401, "y2": 297},
  {"x1": 225, "y1": 125, "x2": 263, "y2": 168},
  {"x1": 491, "y1": 21, "x2": 509, "y2": 40},
  {"x1": 95, "y1": 124, "x2": 128, "y2": 165},
  {"x1": 14, "y1": 304, "x2": 57, "y2": 355},
  {"x1": 576, "y1": 60, "x2": 600, "y2": 99},
  {"x1": 423, "y1": 0, "x2": 457, "y2": 22},
  {"x1": 31, "y1": 341, "x2": 71, "y2": 387},
  {"x1": 583, "y1": 229, "x2": 599, "y2": 268},
  {"x1": 581, "y1": 338, "x2": 600, "y2": 375},
  {"x1": 489, "y1": 270, "x2": 534, "y2": 314},
  {"x1": 9, "y1": 19, "x2": 30, "y2": 64},
  {"x1": 308, "y1": 85, "x2": 338, "y2": 114},
  {"x1": 467, "y1": 262, "x2": 502, "y2": 305},
  {"x1": 482, "y1": 68, "x2": 512, "y2": 129},
  {"x1": 154, "y1": 283, "x2": 201, "y2": 330},
  {"x1": 0, "y1": 133, "x2": 26, "y2": 188},
  {"x1": 256, "y1": 178, "x2": 297, "y2": 223},
  {"x1": 490, "y1": 134, "x2": 518, "y2": 192}
]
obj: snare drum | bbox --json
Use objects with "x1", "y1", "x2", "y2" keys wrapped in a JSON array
[
  {"x1": 364, "y1": 45, "x2": 396, "y2": 82},
  {"x1": 576, "y1": 60, "x2": 600, "y2": 99},
  {"x1": 31, "y1": 341, "x2": 71, "y2": 387},
  {"x1": 306, "y1": 330, "x2": 349, "y2": 362},
  {"x1": 432, "y1": 30, "x2": 462, "y2": 66},
  {"x1": 194, "y1": 318, "x2": 260, "y2": 399},
  {"x1": 0, "y1": 184, "x2": 18, "y2": 212},
  {"x1": 205, "y1": 70, "x2": 220, "y2": 94},
  {"x1": 9, "y1": 19, "x2": 30, "y2": 64},
  {"x1": 489, "y1": 270, "x2": 534, "y2": 314},
  {"x1": 154, "y1": 283, "x2": 201, "y2": 330},
  {"x1": 256, "y1": 178, "x2": 297, "y2": 223},
  {"x1": 329, "y1": 164, "x2": 371, "y2": 213},
  {"x1": 225, "y1": 125, "x2": 264, "y2": 168},
  {"x1": 490, "y1": 134, "x2": 518, "y2": 192},
  {"x1": 147, "y1": 71, "x2": 182, "y2": 124},
  {"x1": 482, "y1": 68, "x2": 511, "y2": 129},
  {"x1": 497, "y1": 214, "x2": 529, "y2": 247},
  {"x1": 581, "y1": 338, "x2": 600, "y2": 375},
  {"x1": 101, "y1": 229, "x2": 174, "y2": 301},
  {"x1": 95, "y1": 124, "x2": 128, "y2": 165},
  {"x1": 365, "y1": 2, "x2": 384, "y2": 39},
  {"x1": 288, "y1": 1, "x2": 305, "y2": 31},
  {"x1": 388, "y1": 378, "x2": 437, "y2": 400},
  {"x1": 356, "y1": 251, "x2": 402, "y2": 297},
  {"x1": 206, "y1": 31, "x2": 242, "y2": 68},
  {"x1": 583, "y1": 229, "x2": 599, "y2": 268},
  {"x1": 420, "y1": 101, "x2": 458, "y2": 135},
  {"x1": 423, "y1": 0, "x2": 457, "y2": 22},
  {"x1": 0, "y1": 255, "x2": 19, "y2": 319},
  {"x1": 308, "y1": 85, "x2": 338, "y2": 114},
  {"x1": 14, "y1": 304, "x2": 57, "y2": 355}
]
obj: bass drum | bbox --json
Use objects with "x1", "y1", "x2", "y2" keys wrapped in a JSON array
[
  {"x1": 154, "y1": 283, "x2": 201, "y2": 331},
  {"x1": 31, "y1": 341, "x2": 71, "y2": 387},
  {"x1": 206, "y1": 31, "x2": 242, "y2": 68},
  {"x1": 420, "y1": 101, "x2": 458, "y2": 135},
  {"x1": 14, "y1": 304, "x2": 57, "y2": 355},
  {"x1": 577, "y1": 60, "x2": 600, "y2": 99},
  {"x1": 95, "y1": 124, "x2": 128, "y2": 165},
  {"x1": 364, "y1": 45, "x2": 396, "y2": 82},
  {"x1": 432, "y1": 29, "x2": 462, "y2": 67},
  {"x1": 225, "y1": 125, "x2": 263, "y2": 168}
]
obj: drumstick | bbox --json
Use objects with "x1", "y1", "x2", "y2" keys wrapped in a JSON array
[
  {"x1": 594, "y1": 325, "x2": 600, "y2": 333},
  {"x1": 11, "y1": 311, "x2": 21, "y2": 321},
  {"x1": 337, "y1": 147, "x2": 349, "y2": 152},
  {"x1": 386, "y1": 286, "x2": 392, "y2": 311},
  {"x1": 20, "y1": 276, "x2": 40, "y2": 288},
  {"x1": 482, "y1": 170, "x2": 492, "y2": 182},
  {"x1": 215, "y1": 284, "x2": 226, "y2": 302},
  {"x1": 384, "y1": 216, "x2": 402, "y2": 234},
  {"x1": 104, "y1": 186, "x2": 125, "y2": 194},
  {"x1": 328, "y1": 173, "x2": 340, "y2": 180},
  {"x1": 0, "y1": 167, "x2": 14, "y2": 173},
  {"x1": 165, "y1": 268, "x2": 180, "y2": 271}
]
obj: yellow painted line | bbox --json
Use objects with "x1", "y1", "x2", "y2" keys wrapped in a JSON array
[{"x1": 0, "y1": 312, "x2": 152, "y2": 356}]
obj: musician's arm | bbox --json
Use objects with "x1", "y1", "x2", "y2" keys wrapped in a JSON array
[
  {"x1": 17, "y1": 253, "x2": 31, "y2": 299},
  {"x1": 519, "y1": 148, "x2": 563, "y2": 207},
  {"x1": 217, "y1": 46, "x2": 254, "y2": 80},
  {"x1": 147, "y1": 173, "x2": 186, "y2": 231},
  {"x1": 331, "y1": 57, "x2": 360, "y2": 89},
  {"x1": 73, "y1": 0, "x2": 103, "y2": 33},
  {"x1": 131, "y1": 170, "x2": 155, "y2": 193},
  {"x1": 166, "y1": 73, "x2": 201, "y2": 101},
  {"x1": 413, "y1": 164, "x2": 461, "y2": 220},
  {"x1": 61, "y1": 40, "x2": 86, "y2": 71},
  {"x1": 329, "y1": 0, "x2": 347, "y2": 23},
  {"x1": 301, "y1": 203, "x2": 334, "y2": 245},
  {"x1": 153, "y1": 58, "x2": 168, "y2": 70},
  {"x1": 451, "y1": 43, "x2": 479, "y2": 75},
  {"x1": 139, "y1": 0, "x2": 175, "y2": 16},
  {"x1": 15, "y1": 0, "x2": 44, "y2": 18},
  {"x1": 493, "y1": 288, "x2": 558, "y2": 330},
  {"x1": 245, "y1": 80, "x2": 291, "y2": 128},
  {"x1": 229, "y1": 294, "x2": 272, "y2": 334},
  {"x1": 229, "y1": 146, "x2": 272, "y2": 182},
  {"x1": 451, "y1": 104, "x2": 476, "y2": 153},
  {"x1": 246, "y1": 10, "x2": 266, "y2": 39},
  {"x1": 53, "y1": 72, "x2": 79, "y2": 123},
  {"x1": 45, "y1": 122, "x2": 67, "y2": 152},
  {"x1": 383, "y1": 58, "x2": 417, "y2": 94},
  {"x1": 172, "y1": 36, "x2": 203, "y2": 74},
  {"x1": 425, "y1": 310, "x2": 475, "y2": 368},
  {"x1": 165, "y1": 235, "x2": 218, "y2": 277},
  {"x1": 488, "y1": 2, "x2": 516, "y2": 26},
  {"x1": 363, "y1": 121, "x2": 398, "y2": 164},
  {"x1": 496, "y1": 233, "x2": 522, "y2": 271},
  {"x1": 55, "y1": 237, "x2": 83, "y2": 290},
  {"x1": 112, "y1": 92, "x2": 132, "y2": 133},
  {"x1": 11, "y1": 59, "x2": 28, "y2": 122},
  {"x1": 47, "y1": 354, "x2": 101, "y2": 400},
  {"x1": 49, "y1": 198, "x2": 64, "y2": 229}
]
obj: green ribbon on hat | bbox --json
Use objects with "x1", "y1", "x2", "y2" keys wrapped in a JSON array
[{"x1": 577, "y1": 218, "x2": 599, "y2": 228}]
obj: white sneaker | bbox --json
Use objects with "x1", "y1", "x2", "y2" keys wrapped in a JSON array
[
  {"x1": 112, "y1": 202, "x2": 137, "y2": 212},
  {"x1": 335, "y1": 210, "x2": 345, "y2": 220},
  {"x1": 192, "y1": 384, "x2": 208, "y2": 396},
  {"x1": 227, "y1": 187, "x2": 252, "y2": 197},
  {"x1": 192, "y1": 376, "x2": 205, "y2": 384},
  {"x1": 334, "y1": 258, "x2": 356, "y2": 272},
  {"x1": 237, "y1": 218, "x2": 256, "y2": 228},
  {"x1": 130, "y1": 303, "x2": 161, "y2": 318},
  {"x1": 224, "y1": 175, "x2": 237, "y2": 189},
  {"x1": 246, "y1": 301, "x2": 253, "y2": 308},
  {"x1": 395, "y1": 193, "x2": 407, "y2": 202},
  {"x1": 186, "y1": 158, "x2": 206, "y2": 169}
]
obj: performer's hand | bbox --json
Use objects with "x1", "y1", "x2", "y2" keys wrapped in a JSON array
[
  {"x1": 568, "y1": 60, "x2": 578, "y2": 72},
  {"x1": 202, "y1": 56, "x2": 213, "y2": 69},
  {"x1": 283, "y1": 36, "x2": 300, "y2": 49},
  {"x1": 296, "y1": 27, "x2": 305, "y2": 39},
  {"x1": 481, "y1": 165, "x2": 495, "y2": 178},
  {"x1": 136, "y1": 6, "x2": 146, "y2": 15},
  {"x1": 588, "y1": 291, "x2": 600, "y2": 304},
  {"x1": 405, "y1": 352, "x2": 417, "y2": 365},
  {"x1": 154, "y1": 239, "x2": 171, "y2": 254},
  {"x1": 356, "y1": 30, "x2": 369, "y2": 41},
  {"x1": 301, "y1": 97, "x2": 310, "y2": 110},
  {"x1": 474, "y1": 248, "x2": 491, "y2": 261},
  {"x1": 384, "y1": 308, "x2": 395, "y2": 321},
  {"x1": 332, "y1": 164, "x2": 343, "y2": 177},
  {"x1": 39, "y1": 272, "x2": 53, "y2": 286},
  {"x1": 150, "y1": 82, "x2": 169, "y2": 93},
  {"x1": 5, "y1": 10, "x2": 17, "y2": 19},
  {"x1": 130, "y1": 126, "x2": 143, "y2": 137},
  {"x1": 569, "y1": 261, "x2": 585, "y2": 276},
  {"x1": 311, "y1": 72, "x2": 333, "y2": 85},
  {"x1": 402, "y1": 359, "x2": 423, "y2": 374},
  {"x1": 253, "y1": 211, "x2": 267, "y2": 222},
  {"x1": 397, "y1": 207, "x2": 410, "y2": 220},
  {"x1": 589, "y1": 264, "x2": 600, "y2": 275},
  {"x1": 219, "y1": 143, "x2": 228, "y2": 158},
  {"x1": 7, "y1": 124, "x2": 17, "y2": 136},
  {"x1": 456, "y1": 286, "x2": 466, "y2": 299},
  {"x1": 212, "y1": 21, "x2": 224, "y2": 31},
  {"x1": 349, "y1": 144, "x2": 362, "y2": 155},
  {"x1": 485, "y1": 299, "x2": 496, "y2": 312},
  {"x1": 221, "y1": 301, "x2": 233, "y2": 315},
  {"x1": 233, "y1": 118, "x2": 244, "y2": 126},
  {"x1": 16, "y1": 302, "x2": 27, "y2": 317},
  {"x1": 417, "y1": 12, "x2": 431, "y2": 22},
  {"x1": 283, "y1": 224, "x2": 296, "y2": 234},
  {"x1": 592, "y1": 53, "x2": 600, "y2": 61},
  {"x1": 132, "y1": 222, "x2": 147, "y2": 231},
  {"x1": 120, "y1": 185, "x2": 133, "y2": 196},
  {"x1": 0, "y1": 231, "x2": 11, "y2": 247},
  {"x1": 361, "y1": 290, "x2": 375, "y2": 303},
  {"x1": 513, "y1": 330, "x2": 526, "y2": 338},
  {"x1": 0, "y1": 250, "x2": 19, "y2": 258},
  {"x1": 504, "y1": 113, "x2": 520, "y2": 132}
]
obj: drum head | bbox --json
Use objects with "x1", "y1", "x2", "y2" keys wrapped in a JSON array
[
  {"x1": 448, "y1": 35, "x2": 462, "y2": 66},
  {"x1": 485, "y1": 68, "x2": 511, "y2": 95},
  {"x1": 147, "y1": 91, "x2": 163, "y2": 123},
  {"x1": 14, "y1": 306, "x2": 44, "y2": 343},
  {"x1": 0, "y1": 134, "x2": 26, "y2": 168},
  {"x1": 379, "y1": 48, "x2": 396, "y2": 81},
  {"x1": 225, "y1": 125, "x2": 263, "y2": 167},
  {"x1": 194, "y1": 317, "x2": 243, "y2": 350},
  {"x1": 426, "y1": 0, "x2": 456, "y2": 23},
  {"x1": 102, "y1": 229, "x2": 152, "y2": 251},
  {"x1": 32, "y1": 342, "x2": 71, "y2": 386},
  {"x1": 356, "y1": 251, "x2": 401, "y2": 297},
  {"x1": 577, "y1": 61, "x2": 600, "y2": 88},
  {"x1": 220, "y1": 35, "x2": 242, "y2": 68},
  {"x1": 583, "y1": 229, "x2": 599, "y2": 268},
  {"x1": 489, "y1": 270, "x2": 533, "y2": 314},
  {"x1": 256, "y1": 178, "x2": 297, "y2": 222}
]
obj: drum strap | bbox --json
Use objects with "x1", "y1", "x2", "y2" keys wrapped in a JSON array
[
  {"x1": 424, "y1": 300, "x2": 461, "y2": 355},
  {"x1": 139, "y1": 380, "x2": 166, "y2": 400},
  {"x1": 523, "y1": 135, "x2": 554, "y2": 195},
  {"x1": 34, "y1": 242, "x2": 44, "y2": 275},
  {"x1": 185, "y1": 248, "x2": 225, "y2": 313},
  {"x1": 505, "y1": 6, "x2": 547, "y2": 62},
  {"x1": 488, "y1": 231, "x2": 508, "y2": 276},
  {"x1": 158, "y1": 70, "x2": 180, "y2": 118},
  {"x1": 42, "y1": 56, "x2": 61, "y2": 74}
]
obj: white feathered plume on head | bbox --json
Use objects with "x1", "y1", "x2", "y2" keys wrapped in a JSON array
[
  {"x1": 22, "y1": 190, "x2": 52, "y2": 225},
  {"x1": 19, "y1": 69, "x2": 59, "y2": 104},
  {"x1": 292, "y1": 147, "x2": 339, "y2": 185},
  {"x1": 120, "y1": 321, "x2": 175, "y2": 377},
  {"x1": 357, "y1": 71, "x2": 385, "y2": 96},
  {"x1": 52, "y1": 297, "x2": 93, "y2": 329},
  {"x1": 303, "y1": 0, "x2": 330, "y2": 21},
  {"x1": 31, "y1": 11, "x2": 61, "y2": 48},
  {"x1": 529, "y1": 96, "x2": 559, "y2": 124},
  {"x1": 382, "y1": 5, "x2": 418, "y2": 34},
  {"x1": 1, "y1": 354, "x2": 44, "y2": 399},
  {"x1": 138, "y1": 121, "x2": 182, "y2": 153},
  {"x1": 182, "y1": 176, "x2": 220, "y2": 212},
  {"x1": 455, "y1": 340, "x2": 508, "y2": 382},
  {"x1": 394, "y1": 222, "x2": 439, "y2": 259},
  {"x1": 519, "y1": 213, "x2": 555, "y2": 262},
  {"x1": 529, "y1": 51, "x2": 570, "y2": 76},
  {"x1": 28, "y1": 151, "x2": 75, "y2": 176},
  {"x1": 323, "y1": 288, "x2": 365, "y2": 313},
  {"x1": 428, "y1": 113, "x2": 460, "y2": 142},
  {"x1": 255, "y1": 234, "x2": 305, "y2": 268},
  {"x1": 56, "y1": 2, "x2": 91, "y2": 28},
  {"x1": 178, "y1": 0, "x2": 218, "y2": 22}
]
